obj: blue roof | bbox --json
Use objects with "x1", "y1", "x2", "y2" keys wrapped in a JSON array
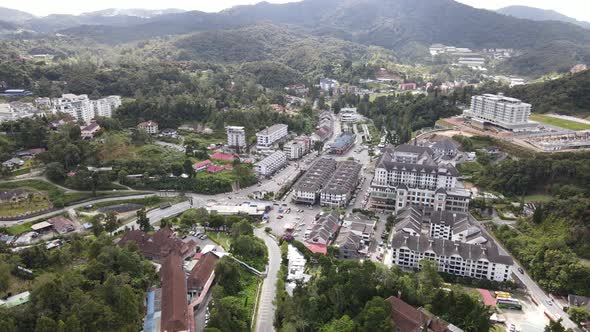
[{"x1": 331, "y1": 133, "x2": 355, "y2": 149}]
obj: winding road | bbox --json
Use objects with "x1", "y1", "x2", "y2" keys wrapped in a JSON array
[{"x1": 254, "y1": 228, "x2": 281, "y2": 332}]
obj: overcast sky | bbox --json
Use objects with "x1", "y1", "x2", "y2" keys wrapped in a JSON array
[{"x1": 1, "y1": 0, "x2": 589, "y2": 22}]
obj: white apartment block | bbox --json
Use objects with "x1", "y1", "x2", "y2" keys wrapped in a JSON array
[
  {"x1": 254, "y1": 151, "x2": 287, "y2": 177},
  {"x1": 0, "y1": 103, "x2": 42, "y2": 123},
  {"x1": 292, "y1": 158, "x2": 338, "y2": 205},
  {"x1": 256, "y1": 124, "x2": 288, "y2": 150},
  {"x1": 320, "y1": 160, "x2": 362, "y2": 208},
  {"x1": 340, "y1": 108, "x2": 358, "y2": 123},
  {"x1": 138, "y1": 121, "x2": 159, "y2": 134},
  {"x1": 464, "y1": 94, "x2": 537, "y2": 132},
  {"x1": 46, "y1": 94, "x2": 121, "y2": 124},
  {"x1": 369, "y1": 145, "x2": 470, "y2": 212},
  {"x1": 283, "y1": 141, "x2": 304, "y2": 160},
  {"x1": 226, "y1": 126, "x2": 246, "y2": 149},
  {"x1": 391, "y1": 234, "x2": 513, "y2": 282}
]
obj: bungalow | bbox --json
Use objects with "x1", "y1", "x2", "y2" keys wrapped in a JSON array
[
  {"x1": 210, "y1": 152, "x2": 236, "y2": 162},
  {"x1": 304, "y1": 211, "x2": 340, "y2": 254},
  {"x1": 206, "y1": 164, "x2": 233, "y2": 174},
  {"x1": 193, "y1": 160, "x2": 213, "y2": 172},
  {"x1": 47, "y1": 216, "x2": 76, "y2": 234},
  {"x1": 80, "y1": 122, "x2": 101, "y2": 139},
  {"x1": 2, "y1": 157, "x2": 24, "y2": 168},
  {"x1": 15, "y1": 148, "x2": 46, "y2": 159},
  {"x1": 399, "y1": 83, "x2": 417, "y2": 91}
]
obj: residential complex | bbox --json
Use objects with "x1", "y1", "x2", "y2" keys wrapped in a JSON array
[
  {"x1": 292, "y1": 158, "x2": 338, "y2": 205},
  {"x1": 0, "y1": 102, "x2": 43, "y2": 123},
  {"x1": 256, "y1": 124, "x2": 288, "y2": 150},
  {"x1": 138, "y1": 121, "x2": 159, "y2": 134},
  {"x1": 463, "y1": 93, "x2": 538, "y2": 132},
  {"x1": 319, "y1": 160, "x2": 362, "y2": 208},
  {"x1": 339, "y1": 107, "x2": 358, "y2": 123},
  {"x1": 226, "y1": 126, "x2": 247, "y2": 151},
  {"x1": 386, "y1": 296, "x2": 463, "y2": 332},
  {"x1": 254, "y1": 151, "x2": 287, "y2": 177},
  {"x1": 335, "y1": 213, "x2": 377, "y2": 259},
  {"x1": 313, "y1": 111, "x2": 333, "y2": 142},
  {"x1": 303, "y1": 210, "x2": 340, "y2": 254},
  {"x1": 37, "y1": 94, "x2": 121, "y2": 124},
  {"x1": 369, "y1": 144, "x2": 470, "y2": 212}
]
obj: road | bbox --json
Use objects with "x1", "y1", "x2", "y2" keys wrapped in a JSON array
[{"x1": 253, "y1": 228, "x2": 281, "y2": 332}]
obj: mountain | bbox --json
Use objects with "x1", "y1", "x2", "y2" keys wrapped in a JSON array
[
  {"x1": 0, "y1": 6, "x2": 35, "y2": 23},
  {"x1": 501, "y1": 41, "x2": 590, "y2": 77},
  {"x1": 497, "y1": 5, "x2": 590, "y2": 30},
  {"x1": 81, "y1": 8, "x2": 185, "y2": 18}
]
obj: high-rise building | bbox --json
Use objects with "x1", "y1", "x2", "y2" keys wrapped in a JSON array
[
  {"x1": 256, "y1": 124, "x2": 288, "y2": 150},
  {"x1": 47, "y1": 94, "x2": 121, "y2": 124},
  {"x1": 226, "y1": 126, "x2": 246, "y2": 151},
  {"x1": 464, "y1": 94, "x2": 537, "y2": 132}
]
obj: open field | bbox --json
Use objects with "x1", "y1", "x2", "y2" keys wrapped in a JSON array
[
  {"x1": 369, "y1": 93, "x2": 394, "y2": 102},
  {"x1": 523, "y1": 194, "x2": 553, "y2": 203},
  {"x1": 531, "y1": 114, "x2": 590, "y2": 131},
  {"x1": 206, "y1": 231, "x2": 232, "y2": 250}
]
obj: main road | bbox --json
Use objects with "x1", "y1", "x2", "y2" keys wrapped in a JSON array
[{"x1": 253, "y1": 228, "x2": 281, "y2": 332}]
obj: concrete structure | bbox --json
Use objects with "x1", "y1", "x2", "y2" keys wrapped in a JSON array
[
  {"x1": 92, "y1": 96, "x2": 121, "y2": 118},
  {"x1": 464, "y1": 94, "x2": 538, "y2": 132},
  {"x1": 369, "y1": 145, "x2": 470, "y2": 212},
  {"x1": 47, "y1": 94, "x2": 120, "y2": 124},
  {"x1": 339, "y1": 107, "x2": 358, "y2": 123},
  {"x1": 81, "y1": 122, "x2": 101, "y2": 139},
  {"x1": 303, "y1": 211, "x2": 340, "y2": 254},
  {"x1": 254, "y1": 151, "x2": 287, "y2": 177},
  {"x1": 206, "y1": 202, "x2": 270, "y2": 217},
  {"x1": 226, "y1": 126, "x2": 246, "y2": 151},
  {"x1": 386, "y1": 296, "x2": 463, "y2": 332},
  {"x1": 256, "y1": 124, "x2": 288, "y2": 150},
  {"x1": 319, "y1": 78, "x2": 339, "y2": 92},
  {"x1": 0, "y1": 102, "x2": 42, "y2": 123},
  {"x1": 526, "y1": 131, "x2": 590, "y2": 151},
  {"x1": 283, "y1": 137, "x2": 310, "y2": 160},
  {"x1": 138, "y1": 121, "x2": 159, "y2": 134},
  {"x1": 292, "y1": 158, "x2": 338, "y2": 205},
  {"x1": 320, "y1": 160, "x2": 362, "y2": 208},
  {"x1": 391, "y1": 233, "x2": 513, "y2": 282}
]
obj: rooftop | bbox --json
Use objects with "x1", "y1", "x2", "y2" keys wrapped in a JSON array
[
  {"x1": 160, "y1": 252, "x2": 188, "y2": 332},
  {"x1": 256, "y1": 123, "x2": 288, "y2": 136}
]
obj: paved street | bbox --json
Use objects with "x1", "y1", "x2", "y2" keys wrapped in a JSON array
[{"x1": 254, "y1": 228, "x2": 281, "y2": 332}]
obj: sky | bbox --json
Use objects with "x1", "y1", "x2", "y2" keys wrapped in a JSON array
[{"x1": 0, "y1": 0, "x2": 589, "y2": 22}]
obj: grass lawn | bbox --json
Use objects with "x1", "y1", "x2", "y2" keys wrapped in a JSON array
[
  {"x1": 7, "y1": 221, "x2": 35, "y2": 235},
  {"x1": 0, "y1": 179, "x2": 63, "y2": 192},
  {"x1": 206, "y1": 231, "x2": 232, "y2": 250},
  {"x1": 530, "y1": 114, "x2": 590, "y2": 131},
  {"x1": 523, "y1": 194, "x2": 553, "y2": 203},
  {"x1": 369, "y1": 93, "x2": 393, "y2": 102}
]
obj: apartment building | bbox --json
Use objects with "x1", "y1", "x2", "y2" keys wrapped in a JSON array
[
  {"x1": 319, "y1": 160, "x2": 362, "y2": 208},
  {"x1": 226, "y1": 126, "x2": 246, "y2": 151},
  {"x1": 92, "y1": 96, "x2": 122, "y2": 118},
  {"x1": 256, "y1": 124, "x2": 288, "y2": 150},
  {"x1": 43, "y1": 94, "x2": 121, "y2": 124},
  {"x1": 292, "y1": 158, "x2": 338, "y2": 204},
  {"x1": 340, "y1": 107, "x2": 358, "y2": 123},
  {"x1": 283, "y1": 136, "x2": 311, "y2": 160},
  {"x1": 138, "y1": 121, "x2": 159, "y2": 134},
  {"x1": 254, "y1": 151, "x2": 287, "y2": 177},
  {"x1": 391, "y1": 233, "x2": 513, "y2": 282},
  {"x1": 369, "y1": 144, "x2": 470, "y2": 212},
  {"x1": 0, "y1": 102, "x2": 42, "y2": 123},
  {"x1": 464, "y1": 94, "x2": 538, "y2": 132}
]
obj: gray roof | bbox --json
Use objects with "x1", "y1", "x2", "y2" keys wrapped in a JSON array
[
  {"x1": 320, "y1": 160, "x2": 362, "y2": 195},
  {"x1": 0, "y1": 189, "x2": 26, "y2": 201},
  {"x1": 307, "y1": 211, "x2": 340, "y2": 243},
  {"x1": 429, "y1": 211, "x2": 469, "y2": 231},
  {"x1": 256, "y1": 123, "x2": 287, "y2": 136},
  {"x1": 432, "y1": 139, "x2": 459, "y2": 152},
  {"x1": 335, "y1": 231, "x2": 362, "y2": 250},
  {"x1": 330, "y1": 133, "x2": 356, "y2": 150},
  {"x1": 395, "y1": 206, "x2": 423, "y2": 234},
  {"x1": 391, "y1": 233, "x2": 513, "y2": 265},
  {"x1": 376, "y1": 144, "x2": 458, "y2": 177},
  {"x1": 294, "y1": 158, "x2": 337, "y2": 193},
  {"x1": 394, "y1": 144, "x2": 434, "y2": 156}
]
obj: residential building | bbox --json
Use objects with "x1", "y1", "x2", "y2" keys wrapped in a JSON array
[
  {"x1": 256, "y1": 124, "x2": 288, "y2": 150},
  {"x1": 386, "y1": 296, "x2": 463, "y2": 332},
  {"x1": 334, "y1": 231, "x2": 363, "y2": 259},
  {"x1": 47, "y1": 216, "x2": 76, "y2": 234},
  {"x1": 210, "y1": 152, "x2": 236, "y2": 162},
  {"x1": 390, "y1": 233, "x2": 513, "y2": 282},
  {"x1": 0, "y1": 89, "x2": 32, "y2": 97},
  {"x1": 192, "y1": 160, "x2": 213, "y2": 172},
  {"x1": 431, "y1": 139, "x2": 459, "y2": 158},
  {"x1": 80, "y1": 122, "x2": 101, "y2": 139},
  {"x1": 143, "y1": 289, "x2": 162, "y2": 332},
  {"x1": 138, "y1": 121, "x2": 159, "y2": 134},
  {"x1": 226, "y1": 126, "x2": 246, "y2": 151},
  {"x1": 160, "y1": 252, "x2": 189, "y2": 332},
  {"x1": 285, "y1": 84, "x2": 309, "y2": 96},
  {"x1": 342, "y1": 213, "x2": 376, "y2": 244},
  {"x1": 304, "y1": 210, "x2": 340, "y2": 254},
  {"x1": 464, "y1": 94, "x2": 538, "y2": 132},
  {"x1": 399, "y1": 83, "x2": 417, "y2": 91},
  {"x1": 187, "y1": 252, "x2": 219, "y2": 302},
  {"x1": 292, "y1": 158, "x2": 337, "y2": 204},
  {"x1": 286, "y1": 245, "x2": 310, "y2": 295},
  {"x1": 457, "y1": 57, "x2": 486, "y2": 67},
  {"x1": 254, "y1": 151, "x2": 287, "y2": 177},
  {"x1": 320, "y1": 160, "x2": 362, "y2": 208},
  {"x1": 283, "y1": 141, "x2": 304, "y2": 160},
  {"x1": 328, "y1": 133, "x2": 356, "y2": 155},
  {"x1": 1, "y1": 158, "x2": 24, "y2": 169},
  {"x1": 118, "y1": 228, "x2": 197, "y2": 263},
  {"x1": 50, "y1": 94, "x2": 120, "y2": 124},
  {"x1": 319, "y1": 78, "x2": 339, "y2": 92},
  {"x1": 0, "y1": 189, "x2": 27, "y2": 203},
  {"x1": 340, "y1": 107, "x2": 358, "y2": 123},
  {"x1": 92, "y1": 96, "x2": 121, "y2": 118},
  {"x1": 0, "y1": 102, "x2": 42, "y2": 123},
  {"x1": 369, "y1": 144, "x2": 470, "y2": 212}
]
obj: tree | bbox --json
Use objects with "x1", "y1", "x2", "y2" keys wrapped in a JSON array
[
  {"x1": 568, "y1": 306, "x2": 590, "y2": 324},
  {"x1": 208, "y1": 296, "x2": 249, "y2": 331},
  {"x1": 215, "y1": 257, "x2": 242, "y2": 296},
  {"x1": 35, "y1": 316, "x2": 57, "y2": 332},
  {"x1": 355, "y1": 297, "x2": 394, "y2": 332},
  {"x1": 0, "y1": 261, "x2": 11, "y2": 293},
  {"x1": 532, "y1": 204, "x2": 544, "y2": 224},
  {"x1": 230, "y1": 220, "x2": 253, "y2": 239},
  {"x1": 45, "y1": 162, "x2": 66, "y2": 182},
  {"x1": 183, "y1": 159, "x2": 195, "y2": 178},
  {"x1": 136, "y1": 208, "x2": 151, "y2": 232},
  {"x1": 314, "y1": 140, "x2": 324, "y2": 152},
  {"x1": 104, "y1": 212, "x2": 120, "y2": 233},
  {"x1": 319, "y1": 315, "x2": 354, "y2": 332},
  {"x1": 544, "y1": 319, "x2": 568, "y2": 332}
]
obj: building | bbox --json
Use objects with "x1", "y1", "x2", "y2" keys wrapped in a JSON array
[
  {"x1": 340, "y1": 108, "x2": 358, "y2": 123},
  {"x1": 329, "y1": 133, "x2": 356, "y2": 155},
  {"x1": 457, "y1": 57, "x2": 486, "y2": 67},
  {"x1": 464, "y1": 94, "x2": 538, "y2": 132},
  {"x1": 386, "y1": 296, "x2": 463, "y2": 332},
  {"x1": 431, "y1": 139, "x2": 459, "y2": 158},
  {"x1": 391, "y1": 233, "x2": 513, "y2": 282},
  {"x1": 283, "y1": 137, "x2": 311, "y2": 160},
  {"x1": 118, "y1": 228, "x2": 196, "y2": 263},
  {"x1": 254, "y1": 151, "x2": 287, "y2": 177},
  {"x1": 0, "y1": 102, "x2": 42, "y2": 123},
  {"x1": 143, "y1": 289, "x2": 162, "y2": 332},
  {"x1": 342, "y1": 213, "x2": 376, "y2": 244},
  {"x1": 0, "y1": 89, "x2": 33, "y2": 97},
  {"x1": 319, "y1": 78, "x2": 339, "y2": 92},
  {"x1": 256, "y1": 124, "x2": 288, "y2": 150},
  {"x1": 226, "y1": 126, "x2": 246, "y2": 151},
  {"x1": 187, "y1": 252, "x2": 219, "y2": 301},
  {"x1": 399, "y1": 83, "x2": 417, "y2": 91},
  {"x1": 334, "y1": 213, "x2": 376, "y2": 259},
  {"x1": 47, "y1": 216, "x2": 76, "y2": 234},
  {"x1": 160, "y1": 252, "x2": 189, "y2": 332},
  {"x1": 193, "y1": 160, "x2": 213, "y2": 172},
  {"x1": 210, "y1": 152, "x2": 236, "y2": 162},
  {"x1": 369, "y1": 145, "x2": 470, "y2": 212},
  {"x1": 304, "y1": 211, "x2": 340, "y2": 254},
  {"x1": 138, "y1": 121, "x2": 159, "y2": 134},
  {"x1": 320, "y1": 160, "x2": 362, "y2": 208},
  {"x1": 334, "y1": 231, "x2": 363, "y2": 259},
  {"x1": 285, "y1": 84, "x2": 309, "y2": 96},
  {"x1": 0, "y1": 189, "x2": 27, "y2": 203},
  {"x1": 2, "y1": 158, "x2": 25, "y2": 169},
  {"x1": 292, "y1": 158, "x2": 338, "y2": 205},
  {"x1": 80, "y1": 122, "x2": 101, "y2": 139},
  {"x1": 48, "y1": 94, "x2": 120, "y2": 124}
]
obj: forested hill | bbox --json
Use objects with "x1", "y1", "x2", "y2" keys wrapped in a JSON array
[
  {"x1": 497, "y1": 5, "x2": 590, "y2": 30},
  {"x1": 508, "y1": 70, "x2": 590, "y2": 114}
]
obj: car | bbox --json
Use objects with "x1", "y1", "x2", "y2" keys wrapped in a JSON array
[
  {"x1": 182, "y1": 235, "x2": 187, "y2": 239},
  {"x1": 546, "y1": 299, "x2": 553, "y2": 306},
  {"x1": 277, "y1": 215, "x2": 284, "y2": 219},
  {"x1": 84, "y1": 204, "x2": 94, "y2": 210},
  {"x1": 517, "y1": 267, "x2": 524, "y2": 274},
  {"x1": 379, "y1": 241, "x2": 384, "y2": 247},
  {"x1": 196, "y1": 232, "x2": 202, "y2": 237},
  {"x1": 201, "y1": 235, "x2": 208, "y2": 240}
]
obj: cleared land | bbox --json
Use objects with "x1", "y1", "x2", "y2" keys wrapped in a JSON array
[{"x1": 531, "y1": 114, "x2": 590, "y2": 131}]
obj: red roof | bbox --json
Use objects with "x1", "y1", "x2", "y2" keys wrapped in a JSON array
[
  {"x1": 386, "y1": 296, "x2": 450, "y2": 332},
  {"x1": 304, "y1": 243, "x2": 327, "y2": 254},
  {"x1": 478, "y1": 288, "x2": 496, "y2": 307},
  {"x1": 193, "y1": 160, "x2": 213, "y2": 170},
  {"x1": 138, "y1": 121, "x2": 158, "y2": 127},
  {"x1": 206, "y1": 164, "x2": 233, "y2": 174},
  {"x1": 210, "y1": 152, "x2": 235, "y2": 161},
  {"x1": 187, "y1": 252, "x2": 219, "y2": 291},
  {"x1": 119, "y1": 228, "x2": 196, "y2": 262},
  {"x1": 160, "y1": 252, "x2": 188, "y2": 332}
]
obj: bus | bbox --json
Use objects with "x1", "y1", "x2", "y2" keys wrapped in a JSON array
[
  {"x1": 494, "y1": 291, "x2": 511, "y2": 298},
  {"x1": 496, "y1": 297, "x2": 522, "y2": 310}
]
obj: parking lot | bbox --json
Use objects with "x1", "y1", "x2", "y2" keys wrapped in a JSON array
[{"x1": 499, "y1": 295, "x2": 549, "y2": 332}]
